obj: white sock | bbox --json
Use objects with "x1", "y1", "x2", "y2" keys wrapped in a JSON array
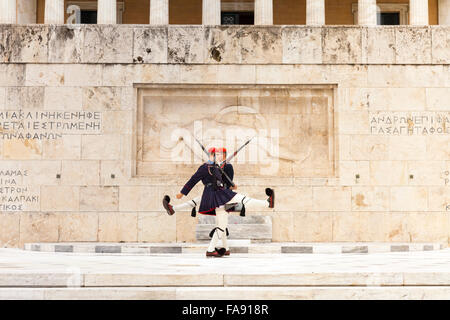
[
  {"x1": 228, "y1": 193, "x2": 268, "y2": 208},
  {"x1": 172, "y1": 196, "x2": 201, "y2": 211}
]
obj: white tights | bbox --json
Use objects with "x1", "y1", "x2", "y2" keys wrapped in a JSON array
[
  {"x1": 207, "y1": 193, "x2": 269, "y2": 253},
  {"x1": 170, "y1": 192, "x2": 269, "y2": 253}
]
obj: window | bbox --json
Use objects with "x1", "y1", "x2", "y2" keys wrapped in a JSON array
[
  {"x1": 352, "y1": 3, "x2": 409, "y2": 25},
  {"x1": 377, "y1": 12, "x2": 400, "y2": 25},
  {"x1": 221, "y1": 12, "x2": 254, "y2": 25},
  {"x1": 221, "y1": 1, "x2": 254, "y2": 25},
  {"x1": 80, "y1": 10, "x2": 97, "y2": 24}
]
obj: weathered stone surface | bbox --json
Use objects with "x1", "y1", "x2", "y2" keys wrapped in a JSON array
[
  {"x1": 133, "y1": 27, "x2": 168, "y2": 64},
  {"x1": 58, "y1": 213, "x2": 98, "y2": 242},
  {"x1": 81, "y1": 134, "x2": 121, "y2": 160},
  {"x1": 395, "y1": 27, "x2": 432, "y2": 64},
  {"x1": 0, "y1": 87, "x2": 5, "y2": 109},
  {"x1": 6, "y1": 87, "x2": 44, "y2": 109},
  {"x1": 282, "y1": 27, "x2": 322, "y2": 64},
  {"x1": 312, "y1": 187, "x2": 351, "y2": 212},
  {"x1": 293, "y1": 212, "x2": 333, "y2": 242},
  {"x1": 367, "y1": 65, "x2": 446, "y2": 88},
  {"x1": 322, "y1": 27, "x2": 362, "y2": 64},
  {"x1": 79, "y1": 186, "x2": 119, "y2": 211},
  {"x1": 364, "y1": 27, "x2": 396, "y2": 64},
  {"x1": 339, "y1": 161, "x2": 370, "y2": 186},
  {"x1": 98, "y1": 212, "x2": 138, "y2": 242},
  {"x1": 44, "y1": 87, "x2": 82, "y2": 110},
  {"x1": 350, "y1": 135, "x2": 389, "y2": 161},
  {"x1": 205, "y1": 26, "x2": 282, "y2": 64},
  {"x1": 351, "y1": 187, "x2": 390, "y2": 211},
  {"x1": 176, "y1": 212, "x2": 198, "y2": 243},
  {"x1": 137, "y1": 212, "x2": 176, "y2": 242},
  {"x1": 63, "y1": 64, "x2": 102, "y2": 86},
  {"x1": 119, "y1": 186, "x2": 161, "y2": 212},
  {"x1": 426, "y1": 88, "x2": 450, "y2": 111},
  {"x1": 0, "y1": 64, "x2": 25, "y2": 85},
  {"x1": 82, "y1": 87, "x2": 121, "y2": 111},
  {"x1": 48, "y1": 26, "x2": 84, "y2": 63},
  {"x1": 42, "y1": 135, "x2": 81, "y2": 160},
  {"x1": 168, "y1": 26, "x2": 204, "y2": 63},
  {"x1": 82, "y1": 25, "x2": 133, "y2": 63},
  {"x1": 0, "y1": 25, "x2": 49, "y2": 63},
  {"x1": 2, "y1": 138, "x2": 42, "y2": 160},
  {"x1": 25, "y1": 64, "x2": 65, "y2": 86},
  {"x1": 431, "y1": 26, "x2": 450, "y2": 64},
  {"x1": 19, "y1": 212, "x2": 59, "y2": 247},
  {"x1": 369, "y1": 161, "x2": 408, "y2": 186},
  {"x1": 40, "y1": 186, "x2": 79, "y2": 212},
  {"x1": 390, "y1": 187, "x2": 428, "y2": 212},
  {"x1": 428, "y1": 187, "x2": 450, "y2": 212},
  {"x1": 332, "y1": 212, "x2": 362, "y2": 241},
  {"x1": 0, "y1": 213, "x2": 20, "y2": 247},
  {"x1": 61, "y1": 160, "x2": 100, "y2": 186},
  {"x1": 406, "y1": 213, "x2": 448, "y2": 242}
]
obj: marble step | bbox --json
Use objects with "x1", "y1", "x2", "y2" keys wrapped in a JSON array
[
  {"x1": 1, "y1": 286, "x2": 450, "y2": 300},
  {"x1": 23, "y1": 242, "x2": 446, "y2": 254},
  {"x1": 1, "y1": 272, "x2": 450, "y2": 288},
  {"x1": 196, "y1": 215, "x2": 272, "y2": 241}
]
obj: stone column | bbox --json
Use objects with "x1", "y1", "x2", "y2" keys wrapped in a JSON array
[
  {"x1": 439, "y1": 0, "x2": 450, "y2": 25},
  {"x1": 98, "y1": 0, "x2": 117, "y2": 24},
  {"x1": 358, "y1": 0, "x2": 377, "y2": 25},
  {"x1": 306, "y1": 0, "x2": 325, "y2": 25},
  {"x1": 17, "y1": 0, "x2": 37, "y2": 24},
  {"x1": 0, "y1": 0, "x2": 17, "y2": 24},
  {"x1": 150, "y1": 0, "x2": 169, "y2": 25},
  {"x1": 410, "y1": 0, "x2": 429, "y2": 25},
  {"x1": 255, "y1": 0, "x2": 273, "y2": 25},
  {"x1": 202, "y1": 0, "x2": 221, "y2": 25},
  {"x1": 44, "y1": 0, "x2": 64, "y2": 24}
]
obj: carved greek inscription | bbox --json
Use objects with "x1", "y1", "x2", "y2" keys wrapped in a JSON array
[
  {"x1": 0, "y1": 110, "x2": 102, "y2": 140},
  {"x1": 0, "y1": 170, "x2": 39, "y2": 211},
  {"x1": 370, "y1": 112, "x2": 450, "y2": 135}
]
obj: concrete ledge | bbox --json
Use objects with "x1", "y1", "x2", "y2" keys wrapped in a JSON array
[{"x1": 0, "y1": 25, "x2": 448, "y2": 65}]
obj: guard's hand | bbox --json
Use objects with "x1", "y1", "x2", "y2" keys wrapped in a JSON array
[
  {"x1": 230, "y1": 185, "x2": 238, "y2": 190},
  {"x1": 176, "y1": 193, "x2": 184, "y2": 199}
]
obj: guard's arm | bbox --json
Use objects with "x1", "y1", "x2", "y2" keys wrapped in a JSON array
[
  {"x1": 180, "y1": 165, "x2": 204, "y2": 196},
  {"x1": 224, "y1": 164, "x2": 236, "y2": 189}
]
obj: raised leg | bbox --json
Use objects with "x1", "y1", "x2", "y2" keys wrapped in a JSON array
[{"x1": 172, "y1": 196, "x2": 201, "y2": 211}]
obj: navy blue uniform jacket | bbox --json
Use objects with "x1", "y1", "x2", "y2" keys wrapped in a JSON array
[{"x1": 180, "y1": 163, "x2": 236, "y2": 215}]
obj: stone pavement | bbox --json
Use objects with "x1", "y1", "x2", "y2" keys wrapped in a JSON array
[
  {"x1": 0, "y1": 248, "x2": 450, "y2": 300},
  {"x1": 23, "y1": 241, "x2": 445, "y2": 254}
]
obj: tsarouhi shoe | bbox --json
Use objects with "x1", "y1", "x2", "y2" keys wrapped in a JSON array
[
  {"x1": 206, "y1": 249, "x2": 225, "y2": 258},
  {"x1": 266, "y1": 188, "x2": 275, "y2": 208},
  {"x1": 216, "y1": 247, "x2": 230, "y2": 256},
  {"x1": 162, "y1": 195, "x2": 175, "y2": 215}
]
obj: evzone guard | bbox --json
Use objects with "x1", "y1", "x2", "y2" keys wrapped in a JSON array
[{"x1": 163, "y1": 142, "x2": 275, "y2": 258}]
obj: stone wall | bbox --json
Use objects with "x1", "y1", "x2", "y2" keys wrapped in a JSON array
[{"x1": 0, "y1": 25, "x2": 449, "y2": 248}]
